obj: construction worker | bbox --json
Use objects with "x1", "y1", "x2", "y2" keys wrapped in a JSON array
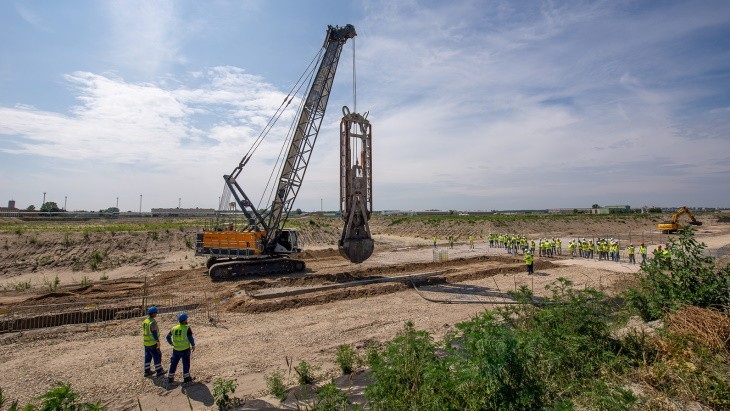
[
  {"x1": 448, "y1": 235, "x2": 454, "y2": 249},
  {"x1": 432, "y1": 236, "x2": 437, "y2": 248},
  {"x1": 469, "y1": 235, "x2": 475, "y2": 250},
  {"x1": 640, "y1": 243, "x2": 647, "y2": 264},
  {"x1": 166, "y1": 312, "x2": 196, "y2": 384},
  {"x1": 524, "y1": 250, "x2": 534, "y2": 275},
  {"x1": 142, "y1": 306, "x2": 165, "y2": 377},
  {"x1": 627, "y1": 244, "x2": 636, "y2": 264},
  {"x1": 662, "y1": 246, "x2": 671, "y2": 269}
]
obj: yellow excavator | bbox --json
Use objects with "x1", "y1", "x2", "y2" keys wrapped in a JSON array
[{"x1": 657, "y1": 206, "x2": 703, "y2": 233}]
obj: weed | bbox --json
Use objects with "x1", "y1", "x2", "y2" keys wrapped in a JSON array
[
  {"x1": 335, "y1": 344, "x2": 357, "y2": 375},
  {"x1": 89, "y1": 250, "x2": 106, "y2": 271},
  {"x1": 80, "y1": 276, "x2": 92, "y2": 287},
  {"x1": 212, "y1": 378, "x2": 238, "y2": 410},
  {"x1": 265, "y1": 369, "x2": 287, "y2": 401},
  {"x1": 99, "y1": 274, "x2": 109, "y2": 281},
  {"x1": 83, "y1": 230, "x2": 90, "y2": 241},
  {"x1": 314, "y1": 380, "x2": 351, "y2": 410},
  {"x1": 28, "y1": 236, "x2": 38, "y2": 245},
  {"x1": 14, "y1": 228, "x2": 23, "y2": 235},
  {"x1": 13, "y1": 280, "x2": 32, "y2": 291},
  {"x1": 36, "y1": 256, "x2": 52, "y2": 266},
  {"x1": 63, "y1": 233, "x2": 72, "y2": 247},
  {"x1": 294, "y1": 360, "x2": 316, "y2": 385},
  {"x1": 44, "y1": 274, "x2": 60, "y2": 291},
  {"x1": 150, "y1": 230, "x2": 159, "y2": 241},
  {"x1": 34, "y1": 382, "x2": 103, "y2": 410}
]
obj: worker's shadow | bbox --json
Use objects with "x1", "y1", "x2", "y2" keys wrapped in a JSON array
[
  {"x1": 152, "y1": 379, "x2": 214, "y2": 406},
  {"x1": 182, "y1": 383, "x2": 214, "y2": 407}
]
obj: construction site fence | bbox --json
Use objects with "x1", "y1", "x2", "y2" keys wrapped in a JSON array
[{"x1": 0, "y1": 293, "x2": 222, "y2": 334}]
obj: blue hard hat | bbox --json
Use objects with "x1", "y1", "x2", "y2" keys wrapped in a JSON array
[
  {"x1": 147, "y1": 306, "x2": 158, "y2": 315},
  {"x1": 178, "y1": 312, "x2": 189, "y2": 322}
]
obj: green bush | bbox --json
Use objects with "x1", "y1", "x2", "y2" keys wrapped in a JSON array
[
  {"x1": 265, "y1": 369, "x2": 287, "y2": 401},
  {"x1": 212, "y1": 378, "x2": 238, "y2": 410},
  {"x1": 294, "y1": 360, "x2": 316, "y2": 385},
  {"x1": 89, "y1": 250, "x2": 106, "y2": 271},
  {"x1": 625, "y1": 227, "x2": 730, "y2": 321},
  {"x1": 312, "y1": 381, "x2": 350, "y2": 411},
  {"x1": 335, "y1": 344, "x2": 357, "y2": 375},
  {"x1": 0, "y1": 382, "x2": 103, "y2": 410},
  {"x1": 365, "y1": 280, "x2": 631, "y2": 410}
]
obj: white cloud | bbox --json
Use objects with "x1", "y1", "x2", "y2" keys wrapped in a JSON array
[{"x1": 104, "y1": 0, "x2": 186, "y2": 78}]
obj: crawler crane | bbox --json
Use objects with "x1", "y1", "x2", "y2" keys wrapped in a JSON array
[{"x1": 195, "y1": 24, "x2": 374, "y2": 279}]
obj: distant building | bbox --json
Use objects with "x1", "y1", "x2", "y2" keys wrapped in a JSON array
[
  {"x1": 591, "y1": 205, "x2": 631, "y2": 214},
  {"x1": 0, "y1": 200, "x2": 20, "y2": 216}
]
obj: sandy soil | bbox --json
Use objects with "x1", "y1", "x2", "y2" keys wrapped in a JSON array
[{"x1": 0, "y1": 215, "x2": 728, "y2": 410}]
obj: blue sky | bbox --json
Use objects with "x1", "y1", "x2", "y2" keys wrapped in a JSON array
[{"x1": 1, "y1": 0, "x2": 729, "y2": 212}]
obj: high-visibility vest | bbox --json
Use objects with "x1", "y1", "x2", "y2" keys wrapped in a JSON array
[
  {"x1": 142, "y1": 317, "x2": 157, "y2": 347},
  {"x1": 640, "y1": 246, "x2": 647, "y2": 254},
  {"x1": 524, "y1": 254, "x2": 533, "y2": 265},
  {"x1": 627, "y1": 246, "x2": 635, "y2": 254},
  {"x1": 171, "y1": 324, "x2": 191, "y2": 351}
]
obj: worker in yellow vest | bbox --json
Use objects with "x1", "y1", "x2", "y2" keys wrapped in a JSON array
[
  {"x1": 639, "y1": 243, "x2": 647, "y2": 264},
  {"x1": 524, "y1": 251, "x2": 534, "y2": 275},
  {"x1": 142, "y1": 306, "x2": 165, "y2": 377},
  {"x1": 627, "y1": 244, "x2": 636, "y2": 264},
  {"x1": 166, "y1": 312, "x2": 196, "y2": 384}
]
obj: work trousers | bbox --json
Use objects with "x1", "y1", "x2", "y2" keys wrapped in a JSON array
[
  {"x1": 526, "y1": 263, "x2": 534, "y2": 275},
  {"x1": 143, "y1": 345, "x2": 163, "y2": 373},
  {"x1": 629, "y1": 254, "x2": 636, "y2": 264},
  {"x1": 168, "y1": 349, "x2": 191, "y2": 379}
]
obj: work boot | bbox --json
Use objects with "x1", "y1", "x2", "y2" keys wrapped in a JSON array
[
  {"x1": 156, "y1": 369, "x2": 166, "y2": 377},
  {"x1": 144, "y1": 370, "x2": 153, "y2": 377},
  {"x1": 168, "y1": 377, "x2": 174, "y2": 383},
  {"x1": 183, "y1": 376, "x2": 194, "y2": 383}
]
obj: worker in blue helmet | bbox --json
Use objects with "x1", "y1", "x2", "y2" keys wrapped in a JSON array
[
  {"x1": 142, "y1": 306, "x2": 165, "y2": 377},
  {"x1": 165, "y1": 312, "x2": 196, "y2": 383}
]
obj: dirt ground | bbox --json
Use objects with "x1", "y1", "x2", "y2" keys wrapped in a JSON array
[{"x1": 0, "y1": 215, "x2": 728, "y2": 410}]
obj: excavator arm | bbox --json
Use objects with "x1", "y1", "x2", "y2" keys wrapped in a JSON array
[{"x1": 658, "y1": 206, "x2": 702, "y2": 233}]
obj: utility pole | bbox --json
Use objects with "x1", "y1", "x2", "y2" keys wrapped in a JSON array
[
  {"x1": 178, "y1": 197, "x2": 181, "y2": 208},
  {"x1": 64, "y1": 196, "x2": 67, "y2": 211},
  {"x1": 42, "y1": 192, "x2": 46, "y2": 208},
  {"x1": 139, "y1": 194, "x2": 142, "y2": 213},
  {"x1": 321, "y1": 198, "x2": 323, "y2": 212},
  {"x1": 116, "y1": 197, "x2": 119, "y2": 209}
]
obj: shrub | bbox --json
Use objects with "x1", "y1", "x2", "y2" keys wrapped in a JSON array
[
  {"x1": 89, "y1": 250, "x2": 106, "y2": 271},
  {"x1": 265, "y1": 369, "x2": 287, "y2": 401},
  {"x1": 212, "y1": 378, "x2": 238, "y2": 410},
  {"x1": 80, "y1": 276, "x2": 92, "y2": 287},
  {"x1": 150, "y1": 231, "x2": 159, "y2": 241},
  {"x1": 335, "y1": 344, "x2": 357, "y2": 375},
  {"x1": 2, "y1": 382, "x2": 104, "y2": 410},
  {"x1": 365, "y1": 280, "x2": 629, "y2": 410},
  {"x1": 294, "y1": 360, "x2": 316, "y2": 385},
  {"x1": 45, "y1": 274, "x2": 60, "y2": 291},
  {"x1": 313, "y1": 381, "x2": 350, "y2": 410},
  {"x1": 625, "y1": 227, "x2": 730, "y2": 321}
]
